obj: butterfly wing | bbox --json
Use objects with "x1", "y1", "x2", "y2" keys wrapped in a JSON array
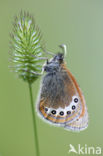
[
  {"x1": 63, "y1": 66, "x2": 88, "y2": 131},
  {"x1": 65, "y1": 104, "x2": 88, "y2": 131},
  {"x1": 37, "y1": 64, "x2": 88, "y2": 131}
]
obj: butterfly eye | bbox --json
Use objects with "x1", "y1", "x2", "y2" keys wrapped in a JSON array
[
  {"x1": 72, "y1": 105, "x2": 76, "y2": 110},
  {"x1": 45, "y1": 107, "x2": 48, "y2": 111},
  {"x1": 51, "y1": 110, "x2": 56, "y2": 115},
  {"x1": 67, "y1": 111, "x2": 71, "y2": 115},
  {"x1": 46, "y1": 59, "x2": 49, "y2": 64},
  {"x1": 59, "y1": 111, "x2": 64, "y2": 116},
  {"x1": 74, "y1": 98, "x2": 78, "y2": 103}
]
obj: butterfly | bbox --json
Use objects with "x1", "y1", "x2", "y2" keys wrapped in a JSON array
[{"x1": 37, "y1": 44, "x2": 88, "y2": 132}]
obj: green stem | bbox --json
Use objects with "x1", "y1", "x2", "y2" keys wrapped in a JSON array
[{"x1": 28, "y1": 83, "x2": 40, "y2": 156}]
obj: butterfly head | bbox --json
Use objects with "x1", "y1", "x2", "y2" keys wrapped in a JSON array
[
  {"x1": 43, "y1": 53, "x2": 64, "y2": 73},
  {"x1": 43, "y1": 44, "x2": 67, "y2": 73}
]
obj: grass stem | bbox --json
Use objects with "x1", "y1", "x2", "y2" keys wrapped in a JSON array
[{"x1": 28, "y1": 83, "x2": 40, "y2": 156}]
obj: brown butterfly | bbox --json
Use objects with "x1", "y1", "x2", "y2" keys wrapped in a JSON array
[{"x1": 37, "y1": 44, "x2": 88, "y2": 132}]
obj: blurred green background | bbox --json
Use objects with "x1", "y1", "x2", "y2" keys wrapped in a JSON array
[{"x1": 0, "y1": 0, "x2": 103, "y2": 156}]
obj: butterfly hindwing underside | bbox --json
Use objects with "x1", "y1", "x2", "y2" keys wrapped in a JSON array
[{"x1": 37, "y1": 52, "x2": 88, "y2": 132}]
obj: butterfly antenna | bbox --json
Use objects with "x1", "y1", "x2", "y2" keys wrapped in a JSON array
[
  {"x1": 59, "y1": 44, "x2": 67, "y2": 56},
  {"x1": 42, "y1": 47, "x2": 55, "y2": 56}
]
